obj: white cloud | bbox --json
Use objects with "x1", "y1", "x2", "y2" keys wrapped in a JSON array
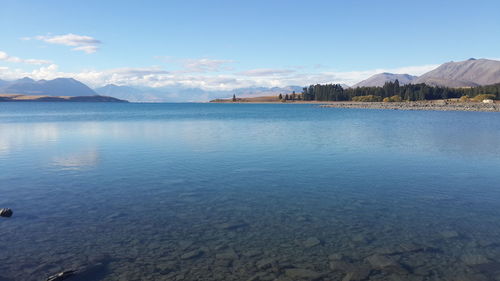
[
  {"x1": 239, "y1": 68, "x2": 296, "y2": 77},
  {"x1": 181, "y1": 58, "x2": 234, "y2": 73},
  {"x1": 156, "y1": 57, "x2": 234, "y2": 73},
  {"x1": 28, "y1": 33, "x2": 101, "y2": 54},
  {"x1": 0, "y1": 50, "x2": 51, "y2": 65},
  {"x1": 72, "y1": 45, "x2": 99, "y2": 54},
  {"x1": 0, "y1": 59, "x2": 440, "y2": 91}
]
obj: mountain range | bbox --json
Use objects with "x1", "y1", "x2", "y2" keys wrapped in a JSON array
[
  {"x1": 412, "y1": 58, "x2": 500, "y2": 87},
  {"x1": 0, "y1": 77, "x2": 96, "y2": 96},
  {"x1": 355, "y1": 58, "x2": 500, "y2": 88},
  {"x1": 94, "y1": 84, "x2": 304, "y2": 102},
  {"x1": 353, "y1": 73, "x2": 417, "y2": 87},
  {"x1": 2, "y1": 58, "x2": 500, "y2": 101}
]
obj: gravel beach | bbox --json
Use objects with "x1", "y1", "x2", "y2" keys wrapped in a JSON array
[{"x1": 320, "y1": 101, "x2": 500, "y2": 112}]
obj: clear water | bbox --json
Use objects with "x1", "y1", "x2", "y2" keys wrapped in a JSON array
[{"x1": 1, "y1": 103, "x2": 500, "y2": 281}]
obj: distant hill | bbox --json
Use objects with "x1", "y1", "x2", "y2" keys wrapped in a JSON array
[
  {"x1": 0, "y1": 77, "x2": 97, "y2": 96},
  {"x1": 353, "y1": 73, "x2": 417, "y2": 87},
  {"x1": 0, "y1": 93, "x2": 127, "y2": 102},
  {"x1": 413, "y1": 58, "x2": 500, "y2": 87},
  {"x1": 94, "y1": 84, "x2": 155, "y2": 102}
]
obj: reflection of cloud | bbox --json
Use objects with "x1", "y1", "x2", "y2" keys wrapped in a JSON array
[
  {"x1": 0, "y1": 139, "x2": 10, "y2": 156},
  {"x1": 0, "y1": 123, "x2": 60, "y2": 155},
  {"x1": 52, "y1": 149, "x2": 99, "y2": 170}
]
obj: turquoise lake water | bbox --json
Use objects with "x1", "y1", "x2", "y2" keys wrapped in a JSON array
[{"x1": 1, "y1": 103, "x2": 500, "y2": 281}]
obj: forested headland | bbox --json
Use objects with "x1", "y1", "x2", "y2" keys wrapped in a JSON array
[{"x1": 299, "y1": 80, "x2": 500, "y2": 102}]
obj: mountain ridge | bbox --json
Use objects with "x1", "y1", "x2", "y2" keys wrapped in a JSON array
[
  {"x1": 353, "y1": 73, "x2": 417, "y2": 88},
  {"x1": 413, "y1": 58, "x2": 500, "y2": 87},
  {"x1": 94, "y1": 84, "x2": 304, "y2": 102},
  {"x1": 0, "y1": 77, "x2": 97, "y2": 96}
]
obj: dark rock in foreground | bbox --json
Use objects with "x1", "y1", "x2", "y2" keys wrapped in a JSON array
[
  {"x1": 46, "y1": 270, "x2": 76, "y2": 281},
  {"x1": 0, "y1": 208, "x2": 13, "y2": 218}
]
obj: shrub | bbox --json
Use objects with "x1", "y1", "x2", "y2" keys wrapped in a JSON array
[
  {"x1": 352, "y1": 95, "x2": 383, "y2": 102},
  {"x1": 472, "y1": 94, "x2": 496, "y2": 102},
  {"x1": 459, "y1": 95, "x2": 470, "y2": 102},
  {"x1": 383, "y1": 95, "x2": 402, "y2": 102}
]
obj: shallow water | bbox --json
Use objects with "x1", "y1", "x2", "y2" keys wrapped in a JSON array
[{"x1": 1, "y1": 103, "x2": 500, "y2": 281}]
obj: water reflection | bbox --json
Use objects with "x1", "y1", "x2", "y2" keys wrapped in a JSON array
[
  {"x1": 0, "y1": 123, "x2": 59, "y2": 156},
  {"x1": 52, "y1": 149, "x2": 100, "y2": 170}
]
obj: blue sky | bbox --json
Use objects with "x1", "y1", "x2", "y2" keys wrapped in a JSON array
[{"x1": 1, "y1": 0, "x2": 499, "y2": 89}]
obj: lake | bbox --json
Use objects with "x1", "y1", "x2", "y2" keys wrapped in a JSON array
[{"x1": 1, "y1": 103, "x2": 500, "y2": 281}]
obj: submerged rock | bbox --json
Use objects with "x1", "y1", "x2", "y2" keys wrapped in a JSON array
[
  {"x1": 366, "y1": 254, "x2": 398, "y2": 268},
  {"x1": 255, "y1": 258, "x2": 277, "y2": 270},
  {"x1": 0, "y1": 208, "x2": 13, "y2": 218},
  {"x1": 330, "y1": 259, "x2": 371, "y2": 281},
  {"x1": 181, "y1": 249, "x2": 203, "y2": 260},
  {"x1": 342, "y1": 270, "x2": 371, "y2": 281},
  {"x1": 439, "y1": 230, "x2": 459, "y2": 239},
  {"x1": 365, "y1": 254, "x2": 407, "y2": 274},
  {"x1": 216, "y1": 248, "x2": 238, "y2": 260},
  {"x1": 46, "y1": 270, "x2": 76, "y2": 281},
  {"x1": 460, "y1": 254, "x2": 490, "y2": 266},
  {"x1": 247, "y1": 272, "x2": 276, "y2": 281},
  {"x1": 303, "y1": 237, "x2": 321, "y2": 248},
  {"x1": 284, "y1": 268, "x2": 323, "y2": 280},
  {"x1": 217, "y1": 222, "x2": 248, "y2": 230},
  {"x1": 242, "y1": 249, "x2": 262, "y2": 258}
]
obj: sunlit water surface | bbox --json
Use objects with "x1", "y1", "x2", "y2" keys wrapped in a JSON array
[{"x1": 1, "y1": 103, "x2": 500, "y2": 281}]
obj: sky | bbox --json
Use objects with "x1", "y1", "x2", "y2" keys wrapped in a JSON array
[{"x1": 1, "y1": 0, "x2": 500, "y2": 90}]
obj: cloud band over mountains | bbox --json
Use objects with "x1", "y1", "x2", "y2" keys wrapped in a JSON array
[{"x1": 0, "y1": 58, "x2": 438, "y2": 90}]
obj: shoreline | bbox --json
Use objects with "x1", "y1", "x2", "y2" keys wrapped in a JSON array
[
  {"x1": 210, "y1": 99, "x2": 500, "y2": 112},
  {"x1": 319, "y1": 101, "x2": 500, "y2": 112}
]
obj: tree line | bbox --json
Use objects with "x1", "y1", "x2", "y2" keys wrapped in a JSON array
[{"x1": 301, "y1": 80, "x2": 500, "y2": 101}]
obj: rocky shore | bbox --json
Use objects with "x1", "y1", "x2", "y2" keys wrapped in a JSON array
[{"x1": 320, "y1": 101, "x2": 500, "y2": 112}]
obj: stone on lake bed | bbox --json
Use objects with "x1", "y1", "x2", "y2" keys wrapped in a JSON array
[
  {"x1": 181, "y1": 249, "x2": 203, "y2": 260},
  {"x1": 216, "y1": 248, "x2": 238, "y2": 260},
  {"x1": 0, "y1": 208, "x2": 13, "y2": 218},
  {"x1": 328, "y1": 253, "x2": 345, "y2": 261},
  {"x1": 460, "y1": 254, "x2": 490, "y2": 266},
  {"x1": 366, "y1": 254, "x2": 408, "y2": 274},
  {"x1": 342, "y1": 269, "x2": 372, "y2": 281},
  {"x1": 217, "y1": 222, "x2": 248, "y2": 230},
  {"x1": 303, "y1": 237, "x2": 321, "y2": 248},
  {"x1": 439, "y1": 230, "x2": 459, "y2": 239},
  {"x1": 255, "y1": 258, "x2": 277, "y2": 270},
  {"x1": 366, "y1": 254, "x2": 398, "y2": 268},
  {"x1": 242, "y1": 249, "x2": 262, "y2": 258},
  {"x1": 246, "y1": 272, "x2": 275, "y2": 281},
  {"x1": 351, "y1": 234, "x2": 367, "y2": 243},
  {"x1": 46, "y1": 270, "x2": 76, "y2": 281},
  {"x1": 284, "y1": 268, "x2": 323, "y2": 280},
  {"x1": 330, "y1": 260, "x2": 371, "y2": 281}
]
